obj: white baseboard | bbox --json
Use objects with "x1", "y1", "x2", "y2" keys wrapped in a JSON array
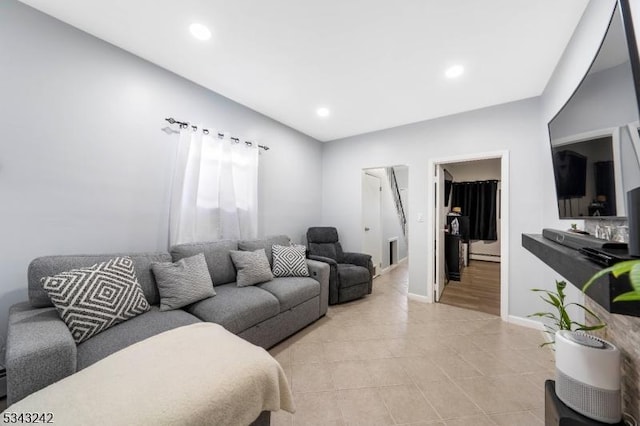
[
  {"x1": 378, "y1": 257, "x2": 408, "y2": 276},
  {"x1": 506, "y1": 315, "x2": 545, "y2": 331},
  {"x1": 407, "y1": 292, "x2": 430, "y2": 303},
  {"x1": 470, "y1": 254, "x2": 501, "y2": 263}
]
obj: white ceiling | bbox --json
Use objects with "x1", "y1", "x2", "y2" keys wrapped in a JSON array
[{"x1": 20, "y1": 0, "x2": 590, "y2": 141}]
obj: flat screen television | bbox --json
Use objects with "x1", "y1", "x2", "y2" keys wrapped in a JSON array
[{"x1": 547, "y1": 0, "x2": 640, "y2": 219}]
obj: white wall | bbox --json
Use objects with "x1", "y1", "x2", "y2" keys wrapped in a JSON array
[
  {"x1": 446, "y1": 159, "x2": 501, "y2": 259},
  {"x1": 364, "y1": 168, "x2": 408, "y2": 269},
  {"x1": 322, "y1": 98, "x2": 545, "y2": 318},
  {"x1": 0, "y1": 1, "x2": 323, "y2": 347}
]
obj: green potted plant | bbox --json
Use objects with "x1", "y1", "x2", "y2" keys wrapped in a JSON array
[
  {"x1": 529, "y1": 280, "x2": 606, "y2": 347},
  {"x1": 583, "y1": 259, "x2": 640, "y2": 301}
]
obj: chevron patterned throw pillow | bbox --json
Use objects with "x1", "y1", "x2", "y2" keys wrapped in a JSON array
[
  {"x1": 272, "y1": 244, "x2": 309, "y2": 277},
  {"x1": 41, "y1": 256, "x2": 151, "y2": 344}
]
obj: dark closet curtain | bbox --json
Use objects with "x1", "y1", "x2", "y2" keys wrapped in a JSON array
[{"x1": 450, "y1": 180, "x2": 498, "y2": 241}]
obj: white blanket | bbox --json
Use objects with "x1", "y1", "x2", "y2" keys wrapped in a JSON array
[{"x1": 7, "y1": 323, "x2": 295, "y2": 425}]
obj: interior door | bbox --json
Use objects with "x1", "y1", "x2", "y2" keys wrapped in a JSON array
[
  {"x1": 362, "y1": 173, "x2": 382, "y2": 274},
  {"x1": 434, "y1": 165, "x2": 446, "y2": 301}
]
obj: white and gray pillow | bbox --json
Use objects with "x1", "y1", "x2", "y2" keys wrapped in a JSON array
[
  {"x1": 41, "y1": 256, "x2": 150, "y2": 344},
  {"x1": 229, "y1": 249, "x2": 274, "y2": 287},
  {"x1": 272, "y1": 244, "x2": 309, "y2": 277},
  {"x1": 150, "y1": 253, "x2": 216, "y2": 311}
]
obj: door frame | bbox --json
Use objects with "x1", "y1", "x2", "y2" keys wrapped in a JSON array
[
  {"x1": 362, "y1": 171, "x2": 383, "y2": 274},
  {"x1": 427, "y1": 150, "x2": 510, "y2": 320}
]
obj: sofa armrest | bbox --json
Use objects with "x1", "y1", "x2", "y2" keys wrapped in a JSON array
[
  {"x1": 306, "y1": 259, "x2": 330, "y2": 316},
  {"x1": 307, "y1": 255, "x2": 340, "y2": 304},
  {"x1": 6, "y1": 302, "x2": 77, "y2": 405}
]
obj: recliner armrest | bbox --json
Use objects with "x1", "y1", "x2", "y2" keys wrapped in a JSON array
[
  {"x1": 307, "y1": 254, "x2": 337, "y2": 266},
  {"x1": 306, "y1": 259, "x2": 330, "y2": 316},
  {"x1": 307, "y1": 254, "x2": 340, "y2": 304},
  {"x1": 6, "y1": 302, "x2": 77, "y2": 406},
  {"x1": 342, "y1": 252, "x2": 372, "y2": 269}
]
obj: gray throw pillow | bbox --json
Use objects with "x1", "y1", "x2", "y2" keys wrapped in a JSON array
[
  {"x1": 272, "y1": 244, "x2": 309, "y2": 277},
  {"x1": 229, "y1": 249, "x2": 274, "y2": 287},
  {"x1": 41, "y1": 256, "x2": 151, "y2": 344},
  {"x1": 151, "y1": 253, "x2": 216, "y2": 311}
]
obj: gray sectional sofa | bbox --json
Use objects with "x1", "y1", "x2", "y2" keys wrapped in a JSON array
[{"x1": 6, "y1": 235, "x2": 329, "y2": 406}]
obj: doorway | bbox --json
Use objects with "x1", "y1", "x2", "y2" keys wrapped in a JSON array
[
  {"x1": 362, "y1": 172, "x2": 382, "y2": 275},
  {"x1": 362, "y1": 166, "x2": 409, "y2": 277},
  {"x1": 429, "y1": 152, "x2": 509, "y2": 320}
]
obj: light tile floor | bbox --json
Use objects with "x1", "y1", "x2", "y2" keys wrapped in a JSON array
[{"x1": 269, "y1": 262, "x2": 553, "y2": 426}]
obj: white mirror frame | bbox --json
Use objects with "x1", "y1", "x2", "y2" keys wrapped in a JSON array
[{"x1": 551, "y1": 126, "x2": 623, "y2": 217}]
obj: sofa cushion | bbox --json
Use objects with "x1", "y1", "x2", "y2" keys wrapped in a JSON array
[
  {"x1": 185, "y1": 284, "x2": 280, "y2": 334},
  {"x1": 171, "y1": 240, "x2": 238, "y2": 286},
  {"x1": 272, "y1": 245, "x2": 309, "y2": 277},
  {"x1": 257, "y1": 277, "x2": 320, "y2": 312},
  {"x1": 229, "y1": 249, "x2": 274, "y2": 287},
  {"x1": 28, "y1": 252, "x2": 171, "y2": 308},
  {"x1": 238, "y1": 235, "x2": 291, "y2": 267},
  {"x1": 41, "y1": 256, "x2": 151, "y2": 344},
  {"x1": 76, "y1": 306, "x2": 201, "y2": 370},
  {"x1": 337, "y1": 264, "x2": 371, "y2": 288},
  {"x1": 151, "y1": 253, "x2": 216, "y2": 311}
]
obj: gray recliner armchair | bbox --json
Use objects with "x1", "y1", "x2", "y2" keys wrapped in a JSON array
[{"x1": 306, "y1": 227, "x2": 373, "y2": 305}]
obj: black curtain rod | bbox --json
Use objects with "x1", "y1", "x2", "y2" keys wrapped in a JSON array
[{"x1": 165, "y1": 117, "x2": 270, "y2": 151}]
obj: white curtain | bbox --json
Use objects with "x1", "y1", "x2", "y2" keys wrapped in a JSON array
[{"x1": 169, "y1": 127, "x2": 259, "y2": 246}]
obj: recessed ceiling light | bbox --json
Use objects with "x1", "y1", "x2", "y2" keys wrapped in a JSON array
[
  {"x1": 445, "y1": 65, "x2": 464, "y2": 79},
  {"x1": 190, "y1": 23, "x2": 212, "y2": 41},
  {"x1": 316, "y1": 107, "x2": 330, "y2": 117}
]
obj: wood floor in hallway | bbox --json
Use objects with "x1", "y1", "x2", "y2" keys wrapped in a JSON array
[{"x1": 440, "y1": 260, "x2": 501, "y2": 316}]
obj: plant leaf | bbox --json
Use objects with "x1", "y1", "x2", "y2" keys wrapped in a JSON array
[
  {"x1": 566, "y1": 303, "x2": 604, "y2": 321},
  {"x1": 528, "y1": 312, "x2": 558, "y2": 320},
  {"x1": 582, "y1": 261, "x2": 637, "y2": 292},
  {"x1": 613, "y1": 291, "x2": 640, "y2": 302},
  {"x1": 547, "y1": 293, "x2": 561, "y2": 308},
  {"x1": 629, "y1": 262, "x2": 640, "y2": 293},
  {"x1": 559, "y1": 306, "x2": 572, "y2": 330},
  {"x1": 576, "y1": 324, "x2": 606, "y2": 331}
]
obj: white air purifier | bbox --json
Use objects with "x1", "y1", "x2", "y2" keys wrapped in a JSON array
[{"x1": 555, "y1": 330, "x2": 621, "y2": 423}]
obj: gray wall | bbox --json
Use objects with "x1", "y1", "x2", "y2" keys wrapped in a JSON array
[
  {"x1": 537, "y1": 0, "x2": 619, "y2": 319},
  {"x1": 0, "y1": 1, "x2": 323, "y2": 348},
  {"x1": 549, "y1": 62, "x2": 640, "y2": 210},
  {"x1": 321, "y1": 97, "x2": 545, "y2": 320}
]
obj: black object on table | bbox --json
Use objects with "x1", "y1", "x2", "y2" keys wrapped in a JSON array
[
  {"x1": 545, "y1": 380, "x2": 625, "y2": 425},
  {"x1": 445, "y1": 234, "x2": 464, "y2": 281}
]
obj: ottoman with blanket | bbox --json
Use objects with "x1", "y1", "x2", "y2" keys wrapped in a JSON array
[
  {"x1": 6, "y1": 323, "x2": 295, "y2": 426},
  {"x1": 6, "y1": 234, "x2": 329, "y2": 421}
]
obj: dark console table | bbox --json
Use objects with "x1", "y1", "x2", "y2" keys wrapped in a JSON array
[{"x1": 522, "y1": 234, "x2": 640, "y2": 317}]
